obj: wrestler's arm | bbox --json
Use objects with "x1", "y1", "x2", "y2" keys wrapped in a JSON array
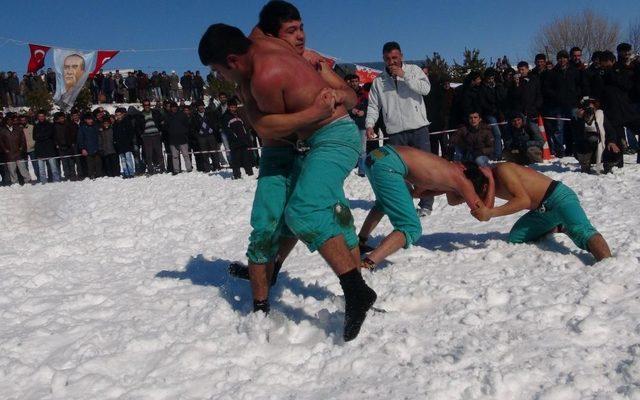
[
  {"x1": 242, "y1": 90, "x2": 333, "y2": 139},
  {"x1": 472, "y1": 167, "x2": 530, "y2": 221}
]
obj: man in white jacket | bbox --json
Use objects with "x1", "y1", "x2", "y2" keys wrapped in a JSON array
[{"x1": 365, "y1": 41, "x2": 434, "y2": 216}]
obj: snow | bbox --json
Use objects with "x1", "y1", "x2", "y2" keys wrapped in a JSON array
[{"x1": 1, "y1": 157, "x2": 639, "y2": 399}]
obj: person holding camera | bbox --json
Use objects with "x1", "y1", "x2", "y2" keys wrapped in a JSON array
[
  {"x1": 502, "y1": 112, "x2": 544, "y2": 165},
  {"x1": 574, "y1": 98, "x2": 610, "y2": 174}
]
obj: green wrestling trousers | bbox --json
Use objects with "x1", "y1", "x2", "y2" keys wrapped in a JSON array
[
  {"x1": 509, "y1": 182, "x2": 599, "y2": 251},
  {"x1": 246, "y1": 146, "x2": 301, "y2": 264},
  {"x1": 364, "y1": 145, "x2": 422, "y2": 248},
  {"x1": 284, "y1": 117, "x2": 361, "y2": 252}
]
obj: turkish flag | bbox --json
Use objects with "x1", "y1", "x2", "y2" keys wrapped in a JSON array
[
  {"x1": 90, "y1": 50, "x2": 119, "y2": 77},
  {"x1": 355, "y1": 64, "x2": 381, "y2": 84},
  {"x1": 27, "y1": 44, "x2": 51, "y2": 73}
]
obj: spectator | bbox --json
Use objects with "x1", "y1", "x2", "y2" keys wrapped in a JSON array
[
  {"x1": 113, "y1": 107, "x2": 137, "y2": 179},
  {"x1": 0, "y1": 113, "x2": 31, "y2": 185},
  {"x1": 503, "y1": 112, "x2": 544, "y2": 165},
  {"x1": 462, "y1": 71, "x2": 483, "y2": 120},
  {"x1": 574, "y1": 98, "x2": 611, "y2": 174},
  {"x1": 77, "y1": 113, "x2": 102, "y2": 179},
  {"x1": 169, "y1": 71, "x2": 180, "y2": 101},
  {"x1": 508, "y1": 61, "x2": 543, "y2": 134},
  {"x1": 365, "y1": 41, "x2": 434, "y2": 216},
  {"x1": 150, "y1": 71, "x2": 162, "y2": 101},
  {"x1": 599, "y1": 51, "x2": 640, "y2": 171},
  {"x1": 213, "y1": 92, "x2": 230, "y2": 165},
  {"x1": 193, "y1": 71, "x2": 205, "y2": 101},
  {"x1": 223, "y1": 99, "x2": 254, "y2": 179},
  {"x1": 99, "y1": 118, "x2": 119, "y2": 177},
  {"x1": 344, "y1": 74, "x2": 367, "y2": 176},
  {"x1": 180, "y1": 72, "x2": 193, "y2": 101},
  {"x1": 543, "y1": 50, "x2": 582, "y2": 157},
  {"x1": 125, "y1": 72, "x2": 138, "y2": 103},
  {"x1": 165, "y1": 102, "x2": 193, "y2": 174},
  {"x1": 7, "y1": 72, "x2": 19, "y2": 106},
  {"x1": 479, "y1": 67, "x2": 507, "y2": 160},
  {"x1": 615, "y1": 42, "x2": 640, "y2": 155},
  {"x1": 102, "y1": 73, "x2": 115, "y2": 103},
  {"x1": 45, "y1": 68, "x2": 56, "y2": 93},
  {"x1": 53, "y1": 112, "x2": 78, "y2": 181},
  {"x1": 160, "y1": 71, "x2": 171, "y2": 100},
  {"x1": 192, "y1": 101, "x2": 221, "y2": 172},
  {"x1": 140, "y1": 100, "x2": 166, "y2": 174},
  {"x1": 33, "y1": 110, "x2": 61, "y2": 183},
  {"x1": 451, "y1": 111, "x2": 494, "y2": 166},
  {"x1": 20, "y1": 115, "x2": 39, "y2": 179},
  {"x1": 422, "y1": 66, "x2": 448, "y2": 158}
]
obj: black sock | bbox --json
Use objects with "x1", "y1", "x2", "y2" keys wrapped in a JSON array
[
  {"x1": 253, "y1": 299, "x2": 270, "y2": 314},
  {"x1": 339, "y1": 269, "x2": 377, "y2": 342}
]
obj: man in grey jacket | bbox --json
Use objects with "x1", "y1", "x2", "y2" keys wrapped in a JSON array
[{"x1": 366, "y1": 41, "x2": 434, "y2": 216}]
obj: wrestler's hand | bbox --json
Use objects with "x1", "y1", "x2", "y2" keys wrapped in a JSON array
[
  {"x1": 311, "y1": 87, "x2": 336, "y2": 120},
  {"x1": 366, "y1": 127, "x2": 377, "y2": 139},
  {"x1": 479, "y1": 166, "x2": 494, "y2": 183},
  {"x1": 303, "y1": 49, "x2": 324, "y2": 69},
  {"x1": 471, "y1": 201, "x2": 492, "y2": 221}
]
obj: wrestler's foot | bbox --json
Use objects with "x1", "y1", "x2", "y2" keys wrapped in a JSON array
[
  {"x1": 253, "y1": 299, "x2": 270, "y2": 314},
  {"x1": 339, "y1": 269, "x2": 377, "y2": 342}
]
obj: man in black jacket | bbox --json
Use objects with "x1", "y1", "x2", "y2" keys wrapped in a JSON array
[
  {"x1": 53, "y1": 112, "x2": 78, "y2": 181},
  {"x1": 616, "y1": 43, "x2": 640, "y2": 156},
  {"x1": 543, "y1": 50, "x2": 583, "y2": 157},
  {"x1": 508, "y1": 61, "x2": 543, "y2": 135},
  {"x1": 222, "y1": 99, "x2": 254, "y2": 179},
  {"x1": 479, "y1": 68, "x2": 506, "y2": 160},
  {"x1": 33, "y1": 111, "x2": 61, "y2": 183},
  {"x1": 192, "y1": 101, "x2": 221, "y2": 172},
  {"x1": 503, "y1": 112, "x2": 544, "y2": 165},
  {"x1": 165, "y1": 102, "x2": 193, "y2": 174},
  {"x1": 113, "y1": 107, "x2": 137, "y2": 178}
]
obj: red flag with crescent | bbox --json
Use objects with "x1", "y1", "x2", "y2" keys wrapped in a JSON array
[
  {"x1": 27, "y1": 44, "x2": 51, "y2": 73},
  {"x1": 90, "y1": 50, "x2": 120, "y2": 77}
]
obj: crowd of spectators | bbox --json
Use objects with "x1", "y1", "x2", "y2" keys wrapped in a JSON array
[
  {"x1": 0, "y1": 93, "x2": 259, "y2": 185},
  {"x1": 1, "y1": 41, "x2": 639, "y2": 187}
]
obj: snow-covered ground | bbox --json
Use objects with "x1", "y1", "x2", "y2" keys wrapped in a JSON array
[{"x1": 1, "y1": 158, "x2": 639, "y2": 399}]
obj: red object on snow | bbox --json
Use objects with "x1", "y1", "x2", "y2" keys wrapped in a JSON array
[
  {"x1": 27, "y1": 44, "x2": 51, "y2": 73},
  {"x1": 90, "y1": 50, "x2": 120, "y2": 77}
]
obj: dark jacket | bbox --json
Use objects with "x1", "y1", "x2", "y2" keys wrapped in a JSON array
[
  {"x1": 192, "y1": 109, "x2": 219, "y2": 138},
  {"x1": 165, "y1": 110, "x2": 191, "y2": 146},
  {"x1": 223, "y1": 111, "x2": 253, "y2": 149},
  {"x1": 600, "y1": 67, "x2": 638, "y2": 127},
  {"x1": 349, "y1": 89, "x2": 369, "y2": 130},
  {"x1": 462, "y1": 85, "x2": 483, "y2": 117},
  {"x1": 543, "y1": 65, "x2": 583, "y2": 109},
  {"x1": 0, "y1": 125, "x2": 27, "y2": 162},
  {"x1": 112, "y1": 118, "x2": 136, "y2": 154},
  {"x1": 99, "y1": 127, "x2": 116, "y2": 155},
  {"x1": 77, "y1": 123, "x2": 101, "y2": 155},
  {"x1": 33, "y1": 120, "x2": 57, "y2": 158},
  {"x1": 53, "y1": 122, "x2": 77, "y2": 151},
  {"x1": 508, "y1": 74, "x2": 543, "y2": 118},
  {"x1": 478, "y1": 82, "x2": 507, "y2": 118},
  {"x1": 504, "y1": 124, "x2": 544, "y2": 151},
  {"x1": 451, "y1": 122, "x2": 494, "y2": 158}
]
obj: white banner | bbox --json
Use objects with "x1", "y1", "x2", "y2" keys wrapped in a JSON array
[{"x1": 53, "y1": 49, "x2": 96, "y2": 111}]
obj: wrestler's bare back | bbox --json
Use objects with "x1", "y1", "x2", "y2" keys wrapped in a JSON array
[{"x1": 492, "y1": 162, "x2": 553, "y2": 210}]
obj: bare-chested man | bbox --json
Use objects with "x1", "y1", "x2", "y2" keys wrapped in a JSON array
[
  {"x1": 199, "y1": 23, "x2": 376, "y2": 341},
  {"x1": 357, "y1": 145, "x2": 490, "y2": 269},
  {"x1": 229, "y1": 1, "x2": 358, "y2": 316},
  {"x1": 457, "y1": 162, "x2": 612, "y2": 261}
]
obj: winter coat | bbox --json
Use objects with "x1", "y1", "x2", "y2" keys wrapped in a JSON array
[
  {"x1": 543, "y1": 65, "x2": 583, "y2": 109},
  {"x1": 0, "y1": 125, "x2": 27, "y2": 162},
  {"x1": 112, "y1": 119, "x2": 136, "y2": 154},
  {"x1": 124, "y1": 76, "x2": 137, "y2": 90},
  {"x1": 170, "y1": 75, "x2": 180, "y2": 91},
  {"x1": 165, "y1": 110, "x2": 190, "y2": 146},
  {"x1": 53, "y1": 122, "x2": 77, "y2": 151},
  {"x1": 99, "y1": 127, "x2": 117, "y2": 155},
  {"x1": 507, "y1": 74, "x2": 543, "y2": 118},
  {"x1": 365, "y1": 64, "x2": 431, "y2": 134},
  {"x1": 600, "y1": 68, "x2": 639, "y2": 128},
  {"x1": 223, "y1": 111, "x2": 253, "y2": 149},
  {"x1": 478, "y1": 83, "x2": 507, "y2": 118},
  {"x1": 33, "y1": 120, "x2": 58, "y2": 158},
  {"x1": 23, "y1": 124, "x2": 35, "y2": 153},
  {"x1": 462, "y1": 85, "x2": 483, "y2": 117},
  {"x1": 77, "y1": 123, "x2": 101, "y2": 155},
  {"x1": 451, "y1": 122, "x2": 494, "y2": 158},
  {"x1": 192, "y1": 110, "x2": 219, "y2": 137}
]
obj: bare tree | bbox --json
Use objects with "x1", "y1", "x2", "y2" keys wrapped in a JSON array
[
  {"x1": 629, "y1": 18, "x2": 640, "y2": 52},
  {"x1": 532, "y1": 9, "x2": 620, "y2": 60}
]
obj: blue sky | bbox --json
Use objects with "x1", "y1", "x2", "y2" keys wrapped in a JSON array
[{"x1": 1, "y1": 0, "x2": 638, "y2": 74}]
